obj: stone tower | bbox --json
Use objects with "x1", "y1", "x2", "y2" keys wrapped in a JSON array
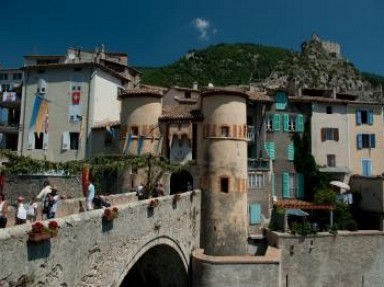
[
  {"x1": 119, "y1": 90, "x2": 163, "y2": 155},
  {"x1": 200, "y1": 89, "x2": 249, "y2": 256}
]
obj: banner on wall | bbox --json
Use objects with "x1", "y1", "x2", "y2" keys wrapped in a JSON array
[
  {"x1": 29, "y1": 95, "x2": 49, "y2": 135},
  {"x1": 2, "y1": 92, "x2": 16, "y2": 102},
  {"x1": 72, "y1": 91, "x2": 81, "y2": 105}
]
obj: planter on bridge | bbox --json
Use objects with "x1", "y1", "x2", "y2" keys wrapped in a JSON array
[
  {"x1": 148, "y1": 199, "x2": 159, "y2": 208},
  {"x1": 172, "y1": 194, "x2": 181, "y2": 205},
  {"x1": 102, "y1": 207, "x2": 119, "y2": 222},
  {"x1": 28, "y1": 221, "x2": 59, "y2": 243}
]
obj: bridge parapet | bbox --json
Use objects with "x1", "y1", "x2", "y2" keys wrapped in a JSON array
[{"x1": 0, "y1": 190, "x2": 201, "y2": 287}]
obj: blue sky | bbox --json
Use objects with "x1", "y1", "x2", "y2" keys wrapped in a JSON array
[{"x1": 1, "y1": 0, "x2": 384, "y2": 75}]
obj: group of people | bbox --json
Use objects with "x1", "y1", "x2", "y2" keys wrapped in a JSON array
[
  {"x1": 136, "y1": 182, "x2": 165, "y2": 199},
  {"x1": 0, "y1": 180, "x2": 59, "y2": 229}
]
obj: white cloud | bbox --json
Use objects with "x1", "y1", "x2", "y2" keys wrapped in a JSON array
[{"x1": 192, "y1": 18, "x2": 215, "y2": 40}]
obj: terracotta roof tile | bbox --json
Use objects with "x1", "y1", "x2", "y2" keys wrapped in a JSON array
[{"x1": 160, "y1": 104, "x2": 202, "y2": 121}]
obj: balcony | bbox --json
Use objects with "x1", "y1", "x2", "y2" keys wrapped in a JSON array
[
  {"x1": 247, "y1": 125, "x2": 255, "y2": 143},
  {"x1": 0, "y1": 122, "x2": 20, "y2": 134},
  {"x1": 248, "y1": 158, "x2": 270, "y2": 171}
]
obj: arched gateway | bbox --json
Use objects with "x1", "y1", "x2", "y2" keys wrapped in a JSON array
[{"x1": 170, "y1": 170, "x2": 193, "y2": 195}]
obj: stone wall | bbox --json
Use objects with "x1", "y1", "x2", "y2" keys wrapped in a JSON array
[
  {"x1": 0, "y1": 191, "x2": 201, "y2": 287},
  {"x1": 272, "y1": 230, "x2": 384, "y2": 287}
]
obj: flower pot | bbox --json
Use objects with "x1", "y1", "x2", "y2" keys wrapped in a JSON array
[{"x1": 28, "y1": 232, "x2": 51, "y2": 243}]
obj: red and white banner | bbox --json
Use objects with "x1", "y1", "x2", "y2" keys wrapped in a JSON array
[{"x1": 72, "y1": 91, "x2": 81, "y2": 105}]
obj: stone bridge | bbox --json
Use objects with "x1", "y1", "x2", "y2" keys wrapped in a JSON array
[{"x1": 0, "y1": 191, "x2": 201, "y2": 287}]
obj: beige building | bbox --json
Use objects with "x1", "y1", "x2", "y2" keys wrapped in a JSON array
[
  {"x1": 348, "y1": 103, "x2": 384, "y2": 177},
  {"x1": 18, "y1": 47, "x2": 137, "y2": 162}
]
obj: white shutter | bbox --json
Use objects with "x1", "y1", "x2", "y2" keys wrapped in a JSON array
[
  {"x1": 43, "y1": 133, "x2": 49, "y2": 150},
  {"x1": 62, "y1": 131, "x2": 70, "y2": 150},
  {"x1": 27, "y1": 132, "x2": 35, "y2": 150}
]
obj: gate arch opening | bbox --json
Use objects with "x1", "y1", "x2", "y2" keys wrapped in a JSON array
[
  {"x1": 170, "y1": 170, "x2": 193, "y2": 195},
  {"x1": 120, "y1": 244, "x2": 189, "y2": 287}
]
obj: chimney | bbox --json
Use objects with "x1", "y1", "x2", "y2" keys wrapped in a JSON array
[{"x1": 193, "y1": 81, "x2": 198, "y2": 90}]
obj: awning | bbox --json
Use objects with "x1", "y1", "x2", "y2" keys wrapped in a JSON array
[{"x1": 286, "y1": 209, "x2": 309, "y2": 217}]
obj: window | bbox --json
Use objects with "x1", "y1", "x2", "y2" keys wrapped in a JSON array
[
  {"x1": 361, "y1": 159, "x2": 372, "y2": 177},
  {"x1": 288, "y1": 115, "x2": 296, "y2": 131},
  {"x1": 357, "y1": 134, "x2": 375, "y2": 149},
  {"x1": 356, "y1": 109, "x2": 373, "y2": 125},
  {"x1": 1, "y1": 84, "x2": 12, "y2": 92},
  {"x1": 34, "y1": 132, "x2": 44, "y2": 149},
  {"x1": 69, "y1": 132, "x2": 79, "y2": 150},
  {"x1": 13, "y1": 73, "x2": 22, "y2": 80},
  {"x1": 220, "y1": 177, "x2": 229, "y2": 193},
  {"x1": 265, "y1": 115, "x2": 273, "y2": 131},
  {"x1": 185, "y1": 91, "x2": 191, "y2": 99},
  {"x1": 221, "y1": 126, "x2": 229, "y2": 137},
  {"x1": 326, "y1": 106, "x2": 333, "y2": 114},
  {"x1": 131, "y1": 126, "x2": 139, "y2": 136},
  {"x1": 321, "y1": 128, "x2": 339, "y2": 141},
  {"x1": 249, "y1": 204, "x2": 261, "y2": 225},
  {"x1": 282, "y1": 173, "x2": 304, "y2": 198},
  {"x1": 0, "y1": 73, "x2": 8, "y2": 80},
  {"x1": 327, "y1": 154, "x2": 336, "y2": 167},
  {"x1": 283, "y1": 114, "x2": 304, "y2": 132},
  {"x1": 248, "y1": 173, "x2": 263, "y2": 188},
  {"x1": 275, "y1": 91, "x2": 287, "y2": 110}
]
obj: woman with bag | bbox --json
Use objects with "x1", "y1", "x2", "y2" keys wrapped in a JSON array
[{"x1": 0, "y1": 193, "x2": 8, "y2": 228}]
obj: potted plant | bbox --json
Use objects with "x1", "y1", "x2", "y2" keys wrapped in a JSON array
[
  {"x1": 28, "y1": 222, "x2": 52, "y2": 242},
  {"x1": 102, "y1": 207, "x2": 119, "y2": 221},
  {"x1": 47, "y1": 220, "x2": 59, "y2": 237},
  {"x1": 149, "y1": 199, "x2": 159, "y2": 208}
]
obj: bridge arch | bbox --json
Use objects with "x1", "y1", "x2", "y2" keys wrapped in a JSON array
[{"x1": 113, "y1": 236, "x2": 189, "y2": 287}]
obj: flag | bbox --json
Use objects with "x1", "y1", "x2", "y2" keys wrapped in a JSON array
[
  {"x1": 72, "y1": 91, "x2": 81, "y2": 105},
  {"x1": 35, "y1": 99, "x2": 48, "y2": 136},
  {"x1": 123, "y1": 133, "x2": 132, "y2": 155},
  {"x1": 137, "y1": 136, "x2": 144, "y2": 155},
  {"x1": 29, "y1": 95, "x2": 43, "y2": 130},
  {"x1": 106, "y1": 125, "x2": 115, "y2": 139}
]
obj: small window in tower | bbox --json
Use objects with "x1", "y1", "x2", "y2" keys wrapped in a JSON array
[
  {"x1": 326, "y1": 106, "x2": 332, "y2": 114},
  {"x1": 131, "y1": 126, "x2": 139, "y2": 136},
  {"x1": 220, "y1": 177, "x2": 229, "y2": 193},
  {"x1": 221, "y1": 126, "x2": 229, "y2": 137},
  {"x1": 185, "y1": 91, "x2": 191, "y2": 99}
]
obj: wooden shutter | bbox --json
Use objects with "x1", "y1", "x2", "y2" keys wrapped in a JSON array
[
  {"x1": 273, "y1": 114, "x2": 280, "y2": 131},
  {"x1": 249, "y1": 204, "x2": 261, "y2": 225},
  {"x1": 321, "y1": 128, "x2": 326, "y2": 141},
  {"x1": 27, "y1": 132, "x2": 35, "y2": 150},
  {"x1": 283, "y1": 114, "x2": 289, "y2": 132},
  {"x1": 297, "y1": 114, "x2": 304, "y2": 132},
  {"x1": 288, "y1": 143, "x2": 294, "y2": 161},
  {"x1": 356, "y1": 134, "x2": 363, "y2": 149},
  {"x1": 334, "y1": 128, "x2": 339, "y2": 141},
  {"x1": 282, "y1": 172, "x2": 290, "y2": 198},
  {"x1": 296, "y1": 173, "x2": 304, "y2": 198},
  {"x1": 368, "y1": 110, "x2": 374, "y2": 125},
  {"x1": 356, "y1": 110, "x2": 362, "y2": 125},
  {"x1": 370, "y1": 134, "x2": 376, "y2": 148},
  {"x1": 62, "y1": 131, "x2": 70, "y2": 150}
]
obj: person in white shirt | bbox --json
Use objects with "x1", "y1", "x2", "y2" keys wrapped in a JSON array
[
  {"x1": 86, "y1": 180, "x2": 95, "y2": 210},
  {"x1": 15, "y1": 196, "x2": 27, "y2": 225},
  {"x1": 36, "y1": 181, "x2": 52, "y2": 201}
]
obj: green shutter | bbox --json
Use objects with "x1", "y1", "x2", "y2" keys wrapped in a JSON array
[
  {"x1": 288, "y1": 143, "x2": 294, "y2": 161},
  {"x1": 276, "y1": 91, "x2": 287, "y2": 110},
  {"x1": 282, "y1": 172, "x2": 290, "y2": 198},
  {"x1": 273, "y1": 114, "x2": 280, "y2": 131},
  {"x1": 283, "y1": 114, "x2": 289, "y2": 132},
  {"x1": 269, "y1": 142, "x2": 275, "y2": 160},
  {"x1": 297, "y1": 114, "x2": 304, "y2": 132},
  {"x1": 271, "y1": 173, "x2": 275, "y2": 196},
  {"x1": 296, "y1": 173, "x2": 304, "y2": 198},
  {"x1": 249, "y1": 204, "x2": 261, "y2": 225}
]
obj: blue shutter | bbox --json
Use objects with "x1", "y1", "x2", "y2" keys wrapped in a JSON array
[
  {"x1": 270, "y1": 142, "x2": 275, "y2": 160},
  {"x1": 249, "y1": 204, "x2": 261, "y2": 225},
  {"x1": 357, "y1": 134, "x2": 363, "y2": 149},
  {"x1": 356, "y1": 110, "x2": 362, "y2": 125},
  {"x1": 288, "y1": 143, "x2": 294, "y2": 161},
  {"x1": 297, "y1": 114, "x2": 304, "y2": 132},
  {"x1": 370, "y1": 134, "x2": 376, "y2": 148},
  {"x1": 282, "y1": 172, "x2": 290, "y2": 198},
  {"x1": 273, "y1": 114, "x2": 280, "y2": 131},
  {"x1": 276, "y1": 91, "x2": 287, "y2": 110},
  {"x1": 271, "y1": 173, "x2": 275, "y2": 196},
  {"x1": 368, "y1": 110, "x2": 374, "y2": 125},
  {"x1": 362, "y1": 159, "x2": 372, "y2": 176},
  {"x1": 296, "y1": 173, "x2": 304, "y2": 198},
  {"x1": 283, "y1": 114, "x2": 289, "y2": 132}
]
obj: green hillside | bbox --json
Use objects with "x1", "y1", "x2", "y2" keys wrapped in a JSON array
[
  {"x1": 137, "y1": 42, "x2": 384, "y2": 93},
  {"x1": 137, "y1": 43, "x2": 293, "y2": 87}
]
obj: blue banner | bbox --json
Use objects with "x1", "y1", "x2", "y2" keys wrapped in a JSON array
[
  {"x1": 137, "y1": 136, "x2": 144, "y2": 155},
  {"x1": 29, "y1": 95, "x2": 43, "y2": 130}
]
